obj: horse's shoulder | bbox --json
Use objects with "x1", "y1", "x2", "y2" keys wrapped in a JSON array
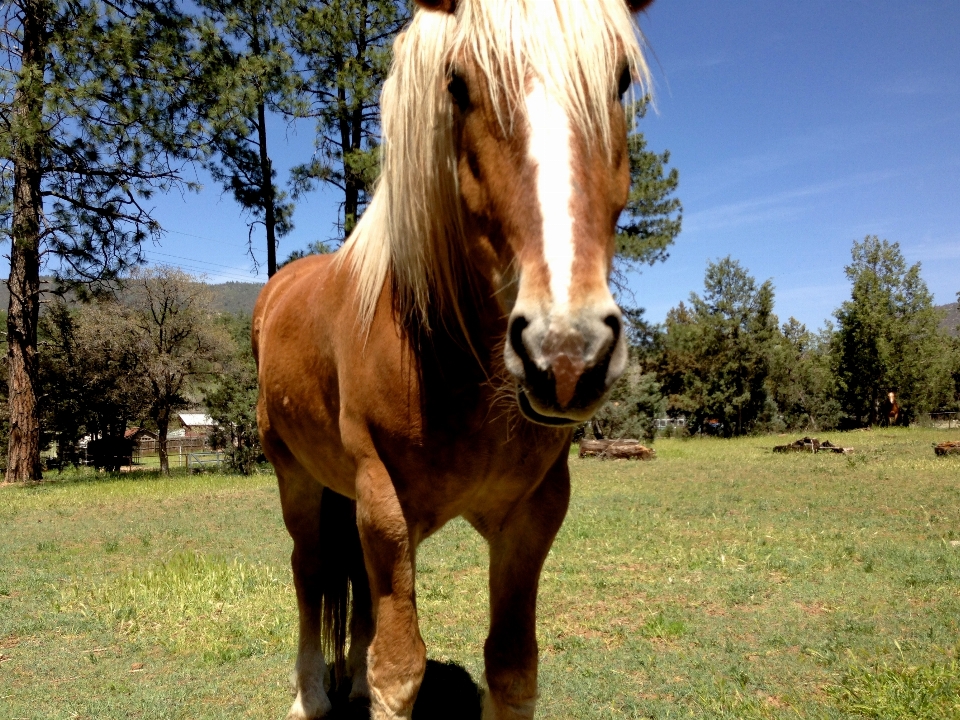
[{"x1": 252, "y1": 253, "x2": 348, "y2": 361}]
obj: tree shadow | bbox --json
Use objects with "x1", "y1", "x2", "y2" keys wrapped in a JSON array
[{"x1": 328, "y1": 660, "x2": 482, "y2": 719}]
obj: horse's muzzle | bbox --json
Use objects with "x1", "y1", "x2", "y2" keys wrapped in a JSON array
[{"x1": 504, "y1": 306, "x2": 628, "y2": 425}]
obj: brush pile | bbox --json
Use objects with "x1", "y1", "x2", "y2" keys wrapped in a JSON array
[{"x1": 773, "y1": 437, "x2": 853, "y2": 454}]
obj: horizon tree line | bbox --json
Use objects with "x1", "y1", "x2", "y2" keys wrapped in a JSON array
[
  {"x1": 0, "y1": 235, "x2": 955, "y2": 478},
  {"x1": 593, "y1": 236, "x2": 960, "y2": 440}
]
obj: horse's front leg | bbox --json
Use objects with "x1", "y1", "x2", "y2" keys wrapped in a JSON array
[
  {"x1": 276, "y1": 470, "x2": 334, "y2": 720},
  {"x1": 356, "y1": 458, "x2": 426, "y2": 720},
  {"x1": 482, "y1": 459, "x2": 571, "y2": 720}
]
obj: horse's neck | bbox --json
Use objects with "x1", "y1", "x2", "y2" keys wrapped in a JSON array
[
  {"x1": 389, "y1": 219, "x2": 518, "y2": 425},
  {"x1": 413, "y1": 293, "x2": 505, "y2": 381},
  {"x1": 398, "y1": 271, "x2": 507, "y2": 421}
]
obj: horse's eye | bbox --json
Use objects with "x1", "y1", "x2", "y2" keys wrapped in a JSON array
[
  {"x1": 448, "y1": 72, "x2": 470, "y2": 110},
  {"x1": 617, "y1": 65, "x2": 632, "y2": 99}
]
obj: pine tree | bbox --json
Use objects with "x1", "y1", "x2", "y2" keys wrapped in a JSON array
[
  {"x1": 583, "y1": 100, "x2": 680, "y2": 439},
  {"x1": 766, "y1": 318, "x2": 839, "y2": 431},
  {"x1": 591, "y1": 361, "x2": 665, "y2": 443},
  {"x1": 655, "y1": 258, "x2": 777, "y2": 435},
  {"x1": 194, "y1": 0, "x2": 297, "y2": 276},
  {"x1": 615, "y1": 100, "x2": 682, "y2": 272},
  {"x1": 1, "y1": 0, "x2": 201, "y2": 481},
  {"x1": 833, "y1": 236, "x2": 953, "y2": 425},
  {"x1": 285, "y1": 0, "x2": 408, "y2": 238}
]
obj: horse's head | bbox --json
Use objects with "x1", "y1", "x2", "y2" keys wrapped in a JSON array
[
  {"x1": 348, "y1": 0, "x2": 653, "y2": 426},
  {"x1": 435, "y1": 0, "x2": 653, "y2": 425}
]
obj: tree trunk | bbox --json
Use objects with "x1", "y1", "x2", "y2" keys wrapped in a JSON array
[
  {"x1": 343, "y1": 165, "x2": 358, "y2": 236},
  {"x1": 344, "y1": 105, "x2": 365, "y2": 236},
  {"x1": 337, "y1": 83, "x2": 359, "y2": 237},
  {"x1": 591, "y1": 419, "x2": 604, "y2": 440},
  {"x1": 250, "y1": 22, "x2": 278, "y2": 277},
  {"x1": 342, "y1": 20, "x2": 367, "y2": 238},
  {"x1": 156, "y1": 410, "x2": 170, "y2": 475},
  {"x1": 257, "y1": 100, "x2": 278, "y2": 276},
  {"x1": 6, "y1": 0, "x2": 47, "y2": 483}
]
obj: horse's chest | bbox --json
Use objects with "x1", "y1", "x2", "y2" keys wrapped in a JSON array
[{"x1": 383, "y1": 427, "x2": 567, "y2": 533}]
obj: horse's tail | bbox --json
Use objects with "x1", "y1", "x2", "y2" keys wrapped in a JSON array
[{"x1": 318, "y1": 486, "x2": 364, "y2": 684}]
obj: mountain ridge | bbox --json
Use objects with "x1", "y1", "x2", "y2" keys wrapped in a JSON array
[{"x1": 0, "y1": 279, "x2": 264, "y2": 317}]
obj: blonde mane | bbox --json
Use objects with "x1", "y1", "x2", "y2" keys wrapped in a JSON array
[{"x1": 341, "y1": 0, "x2": 650, "y2": 334}]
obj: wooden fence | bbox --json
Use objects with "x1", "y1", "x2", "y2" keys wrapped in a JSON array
[
  {"x1": 925, "y1": 412, "x2": 958, "y2": 429},
  {"x1": 132, "y1": 437, "x2": 210, "y2": 467}
]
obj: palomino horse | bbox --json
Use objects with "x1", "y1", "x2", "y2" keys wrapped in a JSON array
[
  {"x1": 253, "y1": 0, "x2": 653, "y2": 717},
  {"x1": 880, "y1": 391, "x2": 901, "y2": 427}
]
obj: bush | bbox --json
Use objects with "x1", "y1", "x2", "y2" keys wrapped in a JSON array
[
  {"x1": 591, "y1": 369, "x2": 666, "y2": 444},
  {"x1": 205, "y1": 314, "x2": 262, "y2": 475}
]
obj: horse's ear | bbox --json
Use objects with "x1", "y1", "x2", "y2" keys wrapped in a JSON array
[
  {"x1": 414, "y1": 0, "x2": 456, "y2": 13},
  {"x1": 626, "y1": 0, "x2": 654, "y2": 12}
]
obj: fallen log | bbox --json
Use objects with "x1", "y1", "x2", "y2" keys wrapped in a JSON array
[
  {"x1": 604, "y1": 444, "x2": 656, "y2": 460},
  {"x1": 579, "y1": 439, "x2": 636, "y2": 456},
  {"x1": 773, "y1": 437, "x2": 853, "y2": 454},
  {"x1": 817, "y1": 440, "x2": 854, "y2": 455},
  {"x1": 579, "y1": 439, "x2": 655, "y2": 460},
  {"x1": 934, "y1": 441, "x2": 960, "y2": 457}
]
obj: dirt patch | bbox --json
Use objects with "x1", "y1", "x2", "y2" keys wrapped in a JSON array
[
  {"x1": 763, "y1": 694, "x2": 790, "y2": 709},
  {"x1": 795, "y1": 601, "x2": 831, "y2": 616}
]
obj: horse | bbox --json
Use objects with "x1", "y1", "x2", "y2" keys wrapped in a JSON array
[
  {"x1": 253, "y1": 0, "x2": 653, "y2": 717},
  {"x1": 879, "y1": 391, "x2": 901, "y2": 427}
]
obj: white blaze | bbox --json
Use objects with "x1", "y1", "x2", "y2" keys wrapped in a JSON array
[{"x1": 525, "y1": 81, "x2": 575, "y2": 310}]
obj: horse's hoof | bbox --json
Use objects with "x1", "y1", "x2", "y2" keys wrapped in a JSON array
[
  {"x1": 481, "y1": 694, "x2": 536, "y2": 720},
  {"x1": 287, "y1": 689, "x2": 334, "y2": 720},
  {"x1": 349, "y1": 672, "x2": 371, "y2": 702}
]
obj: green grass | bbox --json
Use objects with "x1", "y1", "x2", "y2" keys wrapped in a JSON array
[{"x1": 2, "y1": 427, "x2": 959, "y2": 718}]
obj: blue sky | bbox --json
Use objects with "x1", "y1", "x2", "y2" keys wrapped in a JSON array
[
  {"x1": 48, "y1": 0, "x2": 960, "y2": 329},
  {"x1": 633, "y1": 0, "x2": 960, "y2": 328}
]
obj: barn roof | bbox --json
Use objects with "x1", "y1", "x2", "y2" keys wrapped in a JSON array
[{"x1": 178, "y1": 413, "x2": 216, "y2": 427}]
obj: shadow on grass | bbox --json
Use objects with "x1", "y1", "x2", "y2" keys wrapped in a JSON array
[{"x1": 328, "y1": 660, "x2": 482, "y2": 719}]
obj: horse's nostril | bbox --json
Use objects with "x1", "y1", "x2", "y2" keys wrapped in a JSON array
[
  {"x1": 604, "y1": 314, "x2": 621, "y2": 345},
  {"x1": 509, "y1": 315, "x2": 531, "y2": 363}
]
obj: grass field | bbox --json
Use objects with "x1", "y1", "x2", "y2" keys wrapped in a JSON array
[{"x1": 2, "y1": 427, "x2": 960, "y2": 719}]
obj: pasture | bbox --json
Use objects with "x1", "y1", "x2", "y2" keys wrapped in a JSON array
[{"x1": 2, "y1": 427, "x2": 959, "y2": 719}]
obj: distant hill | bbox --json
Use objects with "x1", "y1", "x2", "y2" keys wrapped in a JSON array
[
  {"x1": 939, "y1": 302, "x2": 960, "y2": 336},
  {"x1": 0, "y1": 278, "x2": 264, "y2": 317},
  {"x1": 208, "y1": 282, "x2": 264, "y2": 316},
  {"x1": 0, "y1": 279, "x2": 57, "y2": 312}
]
